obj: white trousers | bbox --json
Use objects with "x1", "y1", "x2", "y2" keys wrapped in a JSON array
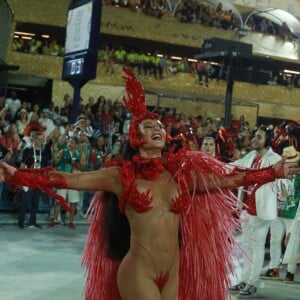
[
  {"x1": 240, "y1": 211, "x2": 272, "y2": 285},
  {"x1": 270, "y1": 218, "x2": 297, "y2": 273}
]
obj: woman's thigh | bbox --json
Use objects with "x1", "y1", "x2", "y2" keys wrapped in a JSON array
[
  {"x1": 117, "y1": 257, "x2": 161, "y2": 300},
  {"x1": 119, "y1": 277, "x2": 161, "y2": 300},
  {"x1": 117, "y1": 251, "x2": 179, "y2": 300},
  {"x1": 161, "y1": 272, "x2": 179, "y2": 300},
  {"x1": 118, "y1": 273, "x2": 178, "y2": 300}
]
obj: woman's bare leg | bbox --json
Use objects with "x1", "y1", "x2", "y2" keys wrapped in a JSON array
[
  {"x1": 118, "y1": 252, "x2": 161, "y2": 300},
  {"x1": 118, "y1": 250, "x2": 179, "y2": 300},
  {"x1": 119, "y1": 276, "x2": 161, "y2": 300},
  {"x1": 161, "y1": 255, "x2": 179, "y2": 300}
]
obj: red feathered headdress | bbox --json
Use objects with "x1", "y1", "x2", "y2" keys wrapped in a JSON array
[{"x1": 122, "y1": 67, "x2": 158, "y2": 148}]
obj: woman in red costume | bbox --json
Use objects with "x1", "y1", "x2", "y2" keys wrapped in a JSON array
[{"x1": 0, "y1": 68, "x2": 299, "y2": 300}]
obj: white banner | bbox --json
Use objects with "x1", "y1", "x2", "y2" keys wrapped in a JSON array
[{"x1": 65, "y1": 2, "x2": 92, "y2": 54}]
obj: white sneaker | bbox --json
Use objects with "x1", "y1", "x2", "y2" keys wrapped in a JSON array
[{"x1": 238, "y1": 284, "x2": 257, "y2": 298}]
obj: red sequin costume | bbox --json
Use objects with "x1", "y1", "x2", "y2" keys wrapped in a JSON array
[{"x1": 6, "y1": 68, "x2": 277, "y2": 300}]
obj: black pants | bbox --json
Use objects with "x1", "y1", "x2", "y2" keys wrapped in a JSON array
[{"x1": 18, "y1": 189, "x2": 42, "y2": 226}]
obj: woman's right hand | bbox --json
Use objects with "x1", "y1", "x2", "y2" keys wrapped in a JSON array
[{"x1": 0, "y1": 161, "x2": 17, "y2": 182}]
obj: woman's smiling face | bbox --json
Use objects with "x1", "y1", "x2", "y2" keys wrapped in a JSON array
[{"x1": 138, "y1": 119, "x2": 166, "y2": 150}]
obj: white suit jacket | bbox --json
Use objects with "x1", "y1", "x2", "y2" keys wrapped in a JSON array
[{"x1": 232, "y1": 148, "x2": 281, "y2": 220}]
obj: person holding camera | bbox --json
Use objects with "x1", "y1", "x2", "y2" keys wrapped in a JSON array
[
  {"x1": 49, "y1": 136, "x2": 85, "y2": 228},
  {"x1": 104, "y1": 139, "x2": 123, "y2": 164}
]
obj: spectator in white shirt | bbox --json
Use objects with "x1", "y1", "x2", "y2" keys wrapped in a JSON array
[
  {"x1": 38, "y1": 108, "x2": 55, "y2": 138},
  {"x1": 5, "y1": 90, "x2": 21, "y2": 122}
]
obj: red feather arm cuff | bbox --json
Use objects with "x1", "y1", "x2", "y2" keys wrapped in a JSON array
[
  {"x1": 7, "y1": 167, "x2": 71, "y2": 212},
  {"x1": 232, "y1": 166, "x2": 276, "y2": 188}
]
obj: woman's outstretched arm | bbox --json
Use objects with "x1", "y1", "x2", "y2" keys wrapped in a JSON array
[
  {"x1": 0, "y1": 161, "x2": 122, "y2": 199},
  {"x1": 195, "y1": 159, "x2": 300, "y2": 192},
  {"x1": 55, "y1": 167, "x2": 122, "y2": 194}
]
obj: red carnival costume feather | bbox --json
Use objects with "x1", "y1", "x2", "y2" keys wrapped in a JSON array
[
  {"x1": 122, "y1": 67, "x2": 158, "y2": 149},
  {"x1": 82, "y1": 191, "x2": 122, "y2": 300},
  {"x1": 167, "y1": 149, "x2": 239, "y2": 300},
  {"x1": 7, "y1": 167, "x2": 71, "y2": 212}
]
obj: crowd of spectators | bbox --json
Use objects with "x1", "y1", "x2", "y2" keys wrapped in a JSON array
[
  {"x1": 12, "y1": 35, "x2": 300, "y2": 88},
  {"x1": 12, "y1": 36, "x2": 64, "y2": 56},
  {"x1": 0, "y1": 88, "x2": 264, "y2": 173},
  {"x1": 105, "y1": 0, "x2": 171, "y2": 19},
  {"x1": 103, "y1": 0, "x2": 298, "y2": 42},
  {"x1": 174, "y1": 1, "x2": 240, "y2": 30},
  {"x1": 105, "y1": 0, "x2": 241, "y2": 31},
  {"x1": 98, "y1": 45, "x2": 193, "y2": 79},
  {"x1": 246, "y1": 17, "x2": 295, "y2": 42},
  {"x1": 98, "y1": 44, "x2": 300, "y2": 88},
  {"x1": 0, "y1": 89, "x2": 248, "y2": 198}
]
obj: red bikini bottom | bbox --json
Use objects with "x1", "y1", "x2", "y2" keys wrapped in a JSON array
[{"x1": 154, "y1": 271, "x2": 170, "y2": 293}]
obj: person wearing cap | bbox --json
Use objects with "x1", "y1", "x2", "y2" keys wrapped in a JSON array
[
  {"x1": 261, "y1": 146, "x2": 300, "y2": 282},
  {"x1": 0, "y1": 69, "x2": 299, "y2": 300}
]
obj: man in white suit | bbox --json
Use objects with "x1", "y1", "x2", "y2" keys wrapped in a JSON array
[{"x1": 230, "y1": 125, "x2": 281, "y2": 297}]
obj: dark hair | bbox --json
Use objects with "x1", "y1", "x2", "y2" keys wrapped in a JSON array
[
  {"x1": 103, "y1": 192, "x2": 131, "y2": 259},
  {"x1": 69, "y1": 136, "x2": 80, "y2": 145},
  {"x1": 103, "y1": 141, "x2": 138, "y2": 259},
  {"x1": 122, "y1": 141, "x2": 138, "y2": 160},
  {"x1": 257, "y1": 125, "x2": 272, "y2": 148},
  {"x1": 202, "y1": 135, "x2": 215, "y2": 141}
]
